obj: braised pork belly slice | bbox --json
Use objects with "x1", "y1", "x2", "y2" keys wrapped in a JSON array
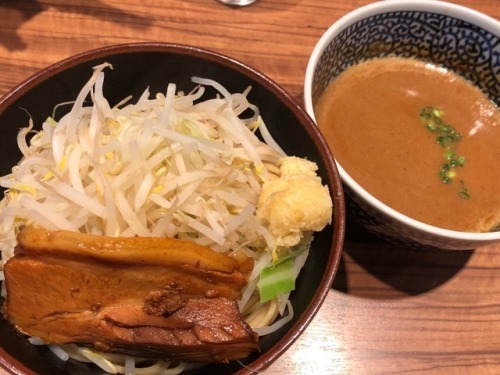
[
  {"x1": 7, "y1": 298, "x2": 258, "y2": 363},
  {"x1": 2, "y1": 225, "x2": 258, "y2": 363}
]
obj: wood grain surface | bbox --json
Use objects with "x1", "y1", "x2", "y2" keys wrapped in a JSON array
[{"x1": 1, "y1": 1, "x2": 500, "y2": 374}]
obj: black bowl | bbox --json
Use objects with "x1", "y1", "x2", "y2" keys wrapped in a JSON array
[{"x1": 0, "y1": 42, "x2": 345, "y2": 375}]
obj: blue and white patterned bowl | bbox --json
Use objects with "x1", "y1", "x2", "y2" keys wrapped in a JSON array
[{"x1": 304, "y1": 0, "x2": 500, "y2": 250}]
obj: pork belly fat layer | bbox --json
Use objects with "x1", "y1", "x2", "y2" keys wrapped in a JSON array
[{"x1": 16, "y1": 225, "x2": 254, "y2": 276}]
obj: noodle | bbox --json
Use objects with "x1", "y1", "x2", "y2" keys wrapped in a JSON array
[{"x1": 0, "y1": 63, "x2": 330, "y2": 373}]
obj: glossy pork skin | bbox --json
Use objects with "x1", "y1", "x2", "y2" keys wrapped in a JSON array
[{"x1": 2, "y1": 226, "x2": 259, "y2": 363}]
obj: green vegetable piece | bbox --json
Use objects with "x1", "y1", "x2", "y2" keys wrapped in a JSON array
[
  {"x1": 257, "y1": 257, "x2": 296, "y2": 303},
  {"x1": 257, "y1": 246, "x2": 307, "y2": 303}
]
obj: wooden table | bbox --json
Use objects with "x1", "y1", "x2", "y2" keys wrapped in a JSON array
[{"x1": 1, "y1": 1, "x2": 500, "y2": 374}]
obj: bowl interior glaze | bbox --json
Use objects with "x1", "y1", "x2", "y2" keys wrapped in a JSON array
[
  {"x1": 0, "y1": 43, "x2": 345, "y2": 375},
  {"x1": 309, "y1": 2, "x2": 500, "y2": 108}
]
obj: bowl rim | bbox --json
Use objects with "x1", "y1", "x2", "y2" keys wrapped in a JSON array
[
  {"x1": 0, "y1": 42, "x2": 346, "y2": 375},
  {"x1": 304, "y1": 0, "x2": 500, "y2": 243}
]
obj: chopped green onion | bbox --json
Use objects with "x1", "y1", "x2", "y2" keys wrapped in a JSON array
[
  {"x1": 459, "y1": 181, "x2": 470, "y2": 200},
  {"x1": 419, "y1": 106, "x2": 470, "y2": 199}
]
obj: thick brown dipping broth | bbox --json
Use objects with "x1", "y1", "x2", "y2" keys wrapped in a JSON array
[{"x1": 315, "y1": 57, "x2": 500, "y2": 232}]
